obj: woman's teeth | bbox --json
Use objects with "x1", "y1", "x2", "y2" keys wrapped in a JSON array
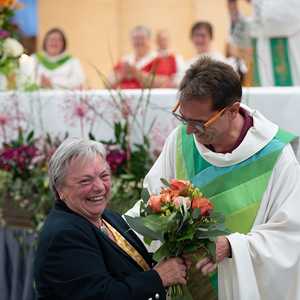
[{"x1": 87, "y1": 196, "x2": 103, "y2": 202}]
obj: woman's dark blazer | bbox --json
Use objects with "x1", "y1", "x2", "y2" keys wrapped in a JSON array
[{"x1": 34, "y1": 200, "x2": 165, "y2": 300}]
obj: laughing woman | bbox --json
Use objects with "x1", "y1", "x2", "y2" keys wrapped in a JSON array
[{"x1": 34, "y1": 137, "x2": 189, "y2": 300}]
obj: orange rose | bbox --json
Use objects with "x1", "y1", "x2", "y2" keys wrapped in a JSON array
[
  {"x1": 148, "y1": 194, "x2": 169, "y2": 213},
  {"x1": 191, "y1": 197, "x2": 213, "y2": 216},
  {"x1": 170, "y1": 179, "x2": 192, "y2": 195},
  {"x1": 170, "y1": 190, "x2": 180, "y2": 202}
]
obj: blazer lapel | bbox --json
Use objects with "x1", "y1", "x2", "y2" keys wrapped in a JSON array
[{"x1": 102, "y1": 210, "x2": 154, "y2": 269}]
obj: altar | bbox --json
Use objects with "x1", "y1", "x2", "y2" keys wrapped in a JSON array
[{"x1": 1, "y1": 87, "x2": 299, "y2": 160}]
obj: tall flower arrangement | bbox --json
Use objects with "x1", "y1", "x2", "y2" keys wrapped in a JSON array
[
  {"x1": 0, "y1": 0, "x2": 24, "y2": 88},
  {"x1": 83, "y1": 63, "x2": 158, "y2": 213}
]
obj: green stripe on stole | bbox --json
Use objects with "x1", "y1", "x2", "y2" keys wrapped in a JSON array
[{"x1": 176, "y1": 125, "x2": 296, "y2": 298}]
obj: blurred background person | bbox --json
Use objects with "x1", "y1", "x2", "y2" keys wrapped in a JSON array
[
  {"x1": 34, "y1": 137, "x2": 189, "y2": 299},
  {"x1": 156, "y1": 29, "x2": 185, "y2": 87},
  {"x1": 228, "y1": 0, "x2": 300, "y2": 86},
  {"x1": 19, "y1": 28, "x2": 86, "y2": 89},
  {"x1": 177, "y1": 22, "x2": 227, "y2": 82},
  {"x1": 106, "y1": 25, "x2": 179, "y2": 89},
  {"x1": 185, "y1": 22, "x2": 226, "y2": 67}
]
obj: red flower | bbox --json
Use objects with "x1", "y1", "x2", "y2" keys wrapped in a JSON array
[{"x1": 191, "y1": 197, "x2": 213, "y2": 216}]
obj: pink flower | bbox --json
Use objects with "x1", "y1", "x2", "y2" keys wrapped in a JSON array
[
  {"x1": 173, "y1": 196, "x2": 191, "y2": 209},
  {"x1": 0, "y1": 29, "x2": 11, "y2": 38}
]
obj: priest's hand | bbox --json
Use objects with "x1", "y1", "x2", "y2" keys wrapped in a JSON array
[{"x1": 194, "y1": 236, "x2": 231, "y2": 275}]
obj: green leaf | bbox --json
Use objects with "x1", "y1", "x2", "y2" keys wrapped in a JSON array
[
  {"x1": 214, "y1": 223, "x2": 227, "y2": 231},
  {"x1": 89, "y1": 132, "x2": 96, "y2": 140},
  {"x1": 124, "y1": 215, "x2": 165, "y2": 242},
  {"x1": 208, "y1": 237, "x2": 218, "y2": 242},
  {"x1": 26, "y1": 130, "x2": 34, "y2": 143},
  {"x1": 216, "y1": 214, "x2": 226, "y2": 224},
  {"x1": 160, "y1": 178, "x2": 170, "y2": 188},
  {"x1": 143, "y1": 237, "x2": 152, "y2": 246},
  {"x1": 192, "y1": 208, "x2": 201, "y2": 219},
  {"x1": 153, "y1": 243, "x2": 169, "y2": 262},
  {"x1": 141, "y1": 187, "x2": 150, "y2": 202},
  {"x1": 141, "y1": 214, "x2": 169, "y2": 233},
  {"x1": 206, "y1": 242, "x2": 216, "y2": 261},
  {"x1": 170, "y1": 231, "x2": 194, "y2": 242},
  {"x1": 183, "y1": 243, "x2": 198, "y2": 254},
  {"x1": 195, "y1": 227, "x2": 209, "y2": 232},
  {"x1": 209, "y1": 211, "x2": 221, "y2": 220}
]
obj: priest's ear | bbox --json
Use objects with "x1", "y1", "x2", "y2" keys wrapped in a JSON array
[{"x1": 227, "y1": 102, "x2": 240, "y2": 119}]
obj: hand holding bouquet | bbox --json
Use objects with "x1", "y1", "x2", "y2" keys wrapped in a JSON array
[{"x1": 125, "y1": 178, "x2": 231, "y2": 298}]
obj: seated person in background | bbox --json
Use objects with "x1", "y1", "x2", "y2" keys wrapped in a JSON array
[
  {"x1": 185, "y1": 22, "x2": 226, "y2": 67},
  {"x1": 156, "y1": 29, "x2": 185, "y2": 87},
  {"x1": 20, "y1": 28, "x2": 86, "y2": 89},
  {"x1": 107, "y1": 26, "x2": 179, "y2": 89},
  {"x1": 34, "y1": 137, "x2": 189, "y2": 300},
  {"x1": 176, "y1": 22, "x2": 227, "y2": 83}
]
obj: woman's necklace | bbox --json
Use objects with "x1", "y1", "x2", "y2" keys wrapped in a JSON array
[{"x1": 100, "y1": 219, "x2": 109, "y2": 236}]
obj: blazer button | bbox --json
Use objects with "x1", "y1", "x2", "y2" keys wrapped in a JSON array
[{"x1": 155, "y1": 294, "x2": 160, "y2": 299}]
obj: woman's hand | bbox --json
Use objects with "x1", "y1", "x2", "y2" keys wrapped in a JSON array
[
  {"x1": 154, "y1": 256, "x2": 189, "y2": 287},
  {"x1": 40, "y1": 74, "x2": 53, "y2": 88},
  {"x1": 194, "y1": 236, "x2": 231, "y2": 275}
]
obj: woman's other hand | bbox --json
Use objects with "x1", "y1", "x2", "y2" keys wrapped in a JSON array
[{"x1": 154, "y1": 256, "x2": 188, "y2": 287}]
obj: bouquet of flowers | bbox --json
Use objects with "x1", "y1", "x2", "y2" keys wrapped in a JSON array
[{"x1": 125, "y1": 178, "x2": 231, "y2": 298}]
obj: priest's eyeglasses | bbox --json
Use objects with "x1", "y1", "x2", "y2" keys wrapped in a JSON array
[{"x1": 172, "y1": 100, "x2": 228, "y2": 133}]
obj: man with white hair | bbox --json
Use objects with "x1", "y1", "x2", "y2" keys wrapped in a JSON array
[{"x1": 107, "y1": 25, "x2": 179, "y2": 89}]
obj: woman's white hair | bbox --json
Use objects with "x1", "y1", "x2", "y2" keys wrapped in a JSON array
[
  {"x1": 48, "y1": 137, "x2": 110, "y2": 203},
  {"x1": 130, "y1": 25, "x2": 151, "y2": 39}
]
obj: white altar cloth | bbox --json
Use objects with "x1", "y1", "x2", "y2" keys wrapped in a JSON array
[{"x1": 0, "y1": 87, "x2": 299, "y2": 160}]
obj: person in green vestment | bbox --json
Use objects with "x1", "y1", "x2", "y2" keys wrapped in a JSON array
[
  {"x1": 125, "y1": 56, "x2": 300, "y2": 299},
  {"x1": 227, "y1": 0, "x2": 300, "y2": 86},
  {"x1": 19, "y1": 28, "x2": 86, "y2": 89}
]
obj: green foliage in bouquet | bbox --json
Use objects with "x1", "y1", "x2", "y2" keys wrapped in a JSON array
[{"x1": 125, "y1": 178, "x2": 231, "y2": 298}]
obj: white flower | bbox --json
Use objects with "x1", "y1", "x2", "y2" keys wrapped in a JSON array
[{"x1": 2, "y1": 38, "x2": 24, "y2": 57}]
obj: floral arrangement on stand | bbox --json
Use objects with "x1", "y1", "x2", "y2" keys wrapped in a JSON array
[
  {"x1": 83, "y1": 65, "x2": 161, "y2": 214},
  {"x1": 125, "y1": 178, "x2": 231, "y2": 299},
  {"x1": 88, "y1": 101, "x2": 154, "y2": 214},
  {"x1": 0, "y1": 0, "x2": 24, "y2": 90},
  {"x1": 0, "y1": 129, "x2": 65, "y2": 230}
]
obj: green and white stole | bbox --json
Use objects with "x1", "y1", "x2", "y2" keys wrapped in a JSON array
[
  {"x1": 35, "y1": 53, "x2": 72, "y2": 70},
  {"x1": 253, "y1": 37, "x2": 292, "y2": 86},
  {"x1": 176, "y1": 125, "x2": 297, "y2": 299}
]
